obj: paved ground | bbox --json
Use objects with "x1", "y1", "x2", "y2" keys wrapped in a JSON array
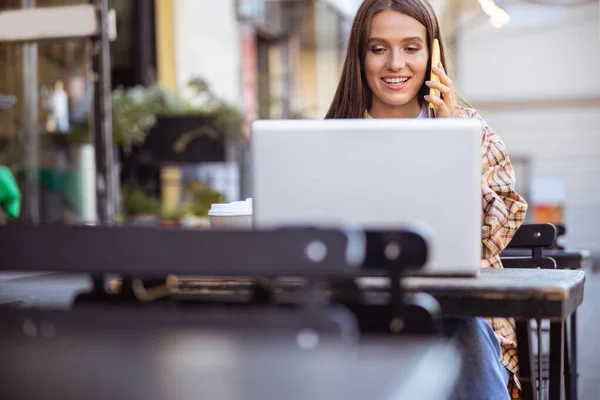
[{"x1": 0, "y1": 268, "x2": 598, "y2": 398}]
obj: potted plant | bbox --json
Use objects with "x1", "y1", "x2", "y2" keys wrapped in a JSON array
[
  {"x1": 122, "y1": 187, "x2": 160, "y2": 226},
  {"x1": 167, "y1": 181, "x2": 225, "y2": 229},
  {"x1": 66, "y1": 84, "x2": 162, "y2": 150},
  {"x1": 159, "y1": 206, "x2": 183, "y2": 228},
  {"x1": 134, "y1": 78, "x2": 245, "y2": 165},
  {"x1": 61, "y1": 84, "x2": 164, "y2": 224},
  {"x1": 58, "y1": 79, "x2": 242, "y2": 224}
]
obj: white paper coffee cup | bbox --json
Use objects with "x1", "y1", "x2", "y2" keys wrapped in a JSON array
[{"x1": 208, "y1": 199, "x2": 253, "y2": 229}]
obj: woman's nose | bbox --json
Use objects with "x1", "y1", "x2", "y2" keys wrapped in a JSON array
[{"x1": 386, "y1": 51, "x2": 406, "y2": 71}]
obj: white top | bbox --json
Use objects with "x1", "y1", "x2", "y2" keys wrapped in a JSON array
[{"x1": 366, "y1": 104, "x2": 429, "y2": 120}]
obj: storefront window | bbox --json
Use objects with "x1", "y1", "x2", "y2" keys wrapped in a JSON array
[{"x1": 0, "y1": 0, "x2": 94, "y2": 224}]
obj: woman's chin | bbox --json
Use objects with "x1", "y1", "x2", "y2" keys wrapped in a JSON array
[{"x1": 381, "y1": 95, "x2": 417, "y2": 107}]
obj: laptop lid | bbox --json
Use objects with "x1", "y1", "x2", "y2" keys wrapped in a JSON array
[{"x1": 251, "y1": 118, "x2": 482, "y2": 276}]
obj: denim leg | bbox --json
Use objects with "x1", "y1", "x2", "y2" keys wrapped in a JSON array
[{"x1": 442, "y1": 317, "x2": 511, "y2": 400}]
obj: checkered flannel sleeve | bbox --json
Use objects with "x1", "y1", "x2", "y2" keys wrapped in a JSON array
[{"x1": 477, "y1": 115, "x2": 528, "y2": 259}]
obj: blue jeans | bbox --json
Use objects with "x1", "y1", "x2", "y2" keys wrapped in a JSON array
[{"x1": 442, "y1": 317, "x2": 511, "y2": 400}]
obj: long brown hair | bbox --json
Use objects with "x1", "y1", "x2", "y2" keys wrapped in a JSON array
[{"x1": 325, "y1": 0, "x2": 450, "y2": 119}]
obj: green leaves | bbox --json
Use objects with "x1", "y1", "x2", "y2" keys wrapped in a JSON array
[
  {"x1": 66, "y1": 77, "x2": 245, "y2": 152},
  {"x1": 111, "y1": 85, "x2": 159, "y2": 153},
  {"x1": 0, "y1": 166, "x2": 21, "y2": 219}
]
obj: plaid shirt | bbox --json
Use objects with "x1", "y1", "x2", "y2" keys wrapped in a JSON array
[{"x1": 458, "y1": 106, "x2": 528, "y2": 399}]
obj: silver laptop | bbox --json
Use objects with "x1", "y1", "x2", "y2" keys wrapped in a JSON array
[{"x1": 250, "y1": 118, "x2": 482, "y2": 276}]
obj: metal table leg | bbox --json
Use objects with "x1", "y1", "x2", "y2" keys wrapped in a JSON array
[
  {"x1": 549, "y1": 321, "x2": 564, "y2": 400},
  {"x1": 537, "y1": 319, "x2": 543, "y2": 400},
  {"x1": 564, "y1": 320, "x2": 571, "y2": 400},
  {"x1": 517, "y1": 320, "x2": 537, "y2": 400},
  {"x1": 569, "y1": 312, "x2": 578, "y2": 400}
]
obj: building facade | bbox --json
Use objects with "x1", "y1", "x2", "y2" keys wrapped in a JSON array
[
  {"x1": 454, "y1": 0, "x2": 600, "y2": 261},
  {"x1": 155, "y1": 0, "x2": 358, "y2": 200}
]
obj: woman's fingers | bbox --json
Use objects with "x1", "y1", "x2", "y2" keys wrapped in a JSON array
[
  {"x1": 432, "y1": 64, "x2": 453, "y2": 90},
  {"x1": 424, "y1": 94, "x2": 450, "y2": 117},
  {"x1": 425, "y1": 80, "x2": 451, "y2": 96},
  {"x1": 426, "y1": 81, "x2": 455, "y2": 111},
  {"x1": 426, "y1": 63, "x2": 457, "y2": 117}
]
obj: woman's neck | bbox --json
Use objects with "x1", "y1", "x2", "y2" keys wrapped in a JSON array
[{"x1": 368, "y1": 97, "x2": 422, "y2": 119}]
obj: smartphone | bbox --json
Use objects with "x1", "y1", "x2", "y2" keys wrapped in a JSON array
[{"x1": 428, "y1": 38, "x2": 441, "y2": 118}]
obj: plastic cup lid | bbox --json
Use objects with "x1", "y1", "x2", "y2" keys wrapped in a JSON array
[{"x1": 208, "y1": 198, "x2": 253, "y2": 217}]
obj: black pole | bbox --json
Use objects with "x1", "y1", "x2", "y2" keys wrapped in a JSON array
[
  {"x1": 91, "y1": 0, "x2": 116, "y2": 225},
  {"x1": 21, "y1": 0, "x2": 40, "y2": 224},
  {"x1": 134, "y1": 0, "x2": 156, "y2": 86}
]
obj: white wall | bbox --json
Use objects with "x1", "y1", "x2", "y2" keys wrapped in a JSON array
[
  {"x1": 322, "y1": 0, "x2": 362, "y2": 18},
  {"x1": 171, "y1": 1, "x2": 242, "y2": 200},
  {"x1": 480, "y1": 107, "x2": 600, "y2": 252},
  {"x1": 173, "y1": 0, "x2": 242, "y2": 106},
  {"x1": 457, "y1": 2, "x2": 600, "y2": 256},
  {"x1": 457, "y1": 2, "x2": 600, "y2": 103}
]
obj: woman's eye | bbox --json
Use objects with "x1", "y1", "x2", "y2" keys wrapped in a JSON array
[
  {"x1": 371, "y1": 47, "x2": 386, "y2": 54},
  {"x1": 406, "y1": 47, "x2": 420, "y2": 53}
]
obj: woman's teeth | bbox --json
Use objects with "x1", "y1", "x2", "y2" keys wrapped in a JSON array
[{"x1": 383, "y1": 77, "x2": 408, "y2": 84}]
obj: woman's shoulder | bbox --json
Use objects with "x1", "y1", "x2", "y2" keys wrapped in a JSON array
[
  {"x1": 454, "y1": 105, "x2": 482, "y2": 120},
  {"x1": 454, "y1": 105, "x2": 502, "y2": 147}
]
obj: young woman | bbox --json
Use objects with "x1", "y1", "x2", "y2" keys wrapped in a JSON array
[{"x1": 326, "y1": 0, "x2": 528, "y2": 398}]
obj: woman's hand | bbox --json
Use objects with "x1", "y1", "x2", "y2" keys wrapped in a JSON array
[{"x1": 424, "y1": 63, "x2": 458, "y2": 118}]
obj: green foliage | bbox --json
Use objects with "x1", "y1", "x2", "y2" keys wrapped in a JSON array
[
  {"x1": 111, "y1": 85, "x2": 159, "y2": 153},
  {"x1": 122, "y1": 188, "x2": 160, "y2": 216},
  {"x1": 182, "y1": 180, "x2": 226, "y2": 217},
  {"x1": 160, "y1": 205, "x2": 185, "y2": 221},
  {"x1": 211, "y1": 102, "x2": 245, "y2": 143},
  {"x1": 169, "y1": 77, "x2": 245, "y2": 143},
  {"x1": 65, "y1": 121, "x2": 91, "y2": 146},
  {"x1": 151, "y1": 181, "x2": 226, "y2": 220},
  {"x1": 64, "y1": 84, "x2": 162, "y2": 150},
  {"x1": 63, "y1": 77, "x2": 245, "y2": 150}
]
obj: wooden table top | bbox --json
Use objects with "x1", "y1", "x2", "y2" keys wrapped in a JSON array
[
  {"x1": 175, "y1": 269, "x2": 586, "y2": 320},
  {"x1": 359, "y1": 268, "x2": 586, "y2": 319}
]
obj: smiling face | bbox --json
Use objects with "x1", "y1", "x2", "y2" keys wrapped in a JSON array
[{"x1": 364, "y1": 10, "x2": 429, "y2": 118}]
